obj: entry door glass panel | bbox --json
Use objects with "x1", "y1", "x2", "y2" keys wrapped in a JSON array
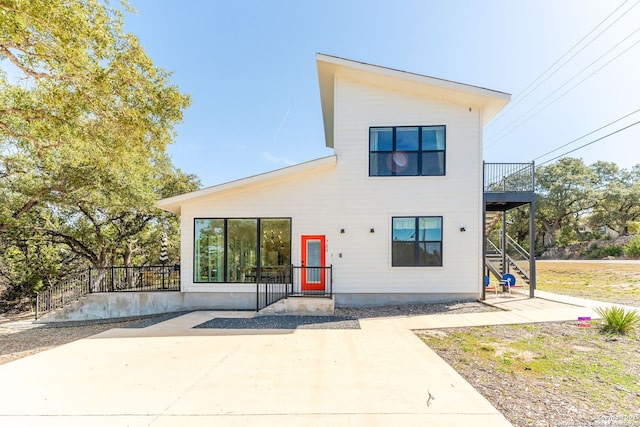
[
  {"x1": 301, "y1": 235, "x2": 325, "y2": 291},
  {"x1": 306, "y1": 240, "x2": 321, "y2": 283}
]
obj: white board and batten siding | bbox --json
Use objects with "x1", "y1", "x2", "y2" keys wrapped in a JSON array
[
  {"x1": 328, "y1": 76, "x2": 484, "y2": 297},
  {"x1": 177, "y1": 75, "x2": 485, "y2": 301},
  {"x1": 159, "y1": 55, "x2": 512, "y2": 306}
]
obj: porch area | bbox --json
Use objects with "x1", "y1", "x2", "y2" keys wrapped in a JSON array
[{"x1": 256, "y1": 265, "x2": 333, "y2": 312}]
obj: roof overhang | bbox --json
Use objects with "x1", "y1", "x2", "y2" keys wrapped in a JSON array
[
  {"x1": 157, "y1": 155, "x2": 337, "y2": 215},
  {"x1": 317, "y1": 53, "x2": 511, "y2": 148}
]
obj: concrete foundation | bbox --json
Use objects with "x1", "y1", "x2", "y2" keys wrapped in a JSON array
[
  {"x1": 40, "y1": 292, "x2": 255, "y2": 322},
  {"x1": 40, "y1": 291, "x2": 478, "y2": 322},
  {"x1": 334, "y1": 292, "x2": 478, "y2": 307}
]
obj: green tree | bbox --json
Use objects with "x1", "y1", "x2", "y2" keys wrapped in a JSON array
[
  {"x1": 588, "y1": 162, "x2": 640, "y2": 237},
  {"x1": 0, "y1": 1, "x2": 196, "y2": 302},
  {"x1": 36, "y1": 153, "x2": 199, "y2": 268},
  {"x1": 0, "y1": 0, "x2": 190, "y2": 230},
  {"x1": 536, "y1": 158, "x2": 598, "y2": 247}
]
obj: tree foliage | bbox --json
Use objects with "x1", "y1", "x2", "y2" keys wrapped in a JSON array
[
  {"x1": 535, "y1": 158, "x2": 598, "y2": 247},
  {"x1": 588, "y1": 163, "x2": 640, "y2": 236},
  {"x1": 505, "y1": 158, "x2": 640, "y2": 251},
  {"x1": 0, "y1": 0, "x2": 191, "y2": 230},
  {"x1": 0, "y1": 0, "x2": 199, "y2": 301}
]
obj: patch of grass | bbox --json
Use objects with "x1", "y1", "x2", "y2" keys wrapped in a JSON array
[
  {"x1": 419, "y1": 322, "x2": 640, "y2": 416},
  {"x1": 594, "y1": 306, "x2": 640, "y2": 335},
  {"x1": 536, "y1": 261, "x2": 640, "y2": 306}
]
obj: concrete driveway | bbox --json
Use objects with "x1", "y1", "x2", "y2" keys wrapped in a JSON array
[{"x1": 0, "y1": 310, "x2": 513, "y2": 426}]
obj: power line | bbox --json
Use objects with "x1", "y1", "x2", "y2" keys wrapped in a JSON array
[
  {"x1": 537, "y1": 119, "x2": 640, "y2": 166},
  {"x1": 486, "y1": 0, "x2": 638, "y2": 129},
  {"x1": 532, "y1": 108, "x2": 640, "y2": 162},
  {"x1": 485, "y1": 31, "x2": 640, "y2": 150}
]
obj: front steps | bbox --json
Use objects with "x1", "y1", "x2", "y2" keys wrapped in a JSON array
[{"x1": 258, "y1": 297, "x2": 335, "y2": 316}]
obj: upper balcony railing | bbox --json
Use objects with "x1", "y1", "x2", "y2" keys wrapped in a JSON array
[{"x1": 483, "y1": 162, "x2": 535, "y2": 193}]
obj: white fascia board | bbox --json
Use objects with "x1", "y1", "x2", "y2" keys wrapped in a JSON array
[{"x1": 316, "y1": 53, "x2": 511, "y2": 147}]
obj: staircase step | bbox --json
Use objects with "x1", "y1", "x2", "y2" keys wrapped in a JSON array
[{"x1": 257, "y1": 297, "x2": 334, "y2": 316}]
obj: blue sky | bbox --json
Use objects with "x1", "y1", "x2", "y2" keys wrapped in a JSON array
[{"x1": 123, "y1": 0, "x2": 640, "y2": 187}]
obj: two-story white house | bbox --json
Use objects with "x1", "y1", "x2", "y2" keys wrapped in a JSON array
[{"x1": 157, "y1": 54, "x2": 517, "y2": 310}]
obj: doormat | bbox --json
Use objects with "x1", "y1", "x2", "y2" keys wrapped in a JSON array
[{"x1": 193, "y1": 315, "x2": 360, "y2": 330}]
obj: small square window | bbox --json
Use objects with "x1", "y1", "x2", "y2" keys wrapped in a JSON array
[{"x1": 392, "y1": 216, "x2": 442, "y2": 267}]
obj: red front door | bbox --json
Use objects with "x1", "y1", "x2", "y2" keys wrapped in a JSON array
[{"x1": 301, "y1": 235, "x2": 325, "y2": 291}]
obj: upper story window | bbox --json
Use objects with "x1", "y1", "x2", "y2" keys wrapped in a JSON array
[{"x1": 369, "y1": 126, "x2": 446, "y2": 176}]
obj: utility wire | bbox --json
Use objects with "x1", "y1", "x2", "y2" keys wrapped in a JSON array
[
  {"x1": 486, "y1": 0, "x2": 637, "y2": 129},
  {"x1": 537, "y1": 119, "x2": 640, "y2": 166},
  {"x1": 532, "y1": 108, "x2": 640, "y2": 162},
  {"x1": 485, "y1": 31, "x2": 640, "y2": 150}
]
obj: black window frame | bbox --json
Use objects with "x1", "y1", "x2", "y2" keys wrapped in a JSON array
[
  {"x1": 391, "y1": 216, "x2": 443, "y2": 267},
  {"x1": 369, "y1": 125, "x2": 446, "y2": 177},
  {"x1": 193, "y1": 217, "x2": 292, "y2": 283}
]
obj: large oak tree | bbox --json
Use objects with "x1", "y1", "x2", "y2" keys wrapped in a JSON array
[{"x1": 0, "y1": 1, "x2": 197, "y2": 297}]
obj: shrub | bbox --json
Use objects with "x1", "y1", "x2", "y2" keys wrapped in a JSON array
[
  {"x1": 582, "y1": 243, "x2": 624, "y2": 259},
  {"x1": 594, "y1": 306, "x2": 640, "y2": 335},
  {"x1": 624, "y1": 235, "x2": 640, "y2": 259}
]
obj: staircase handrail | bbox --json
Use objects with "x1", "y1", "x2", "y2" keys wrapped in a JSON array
[
  {"x1": 506, "y1": 234, "x2": 530, "y2": 260},
  {"x1": 485, "y1": 237, "x2": 530, "y2": 283},
  {"x1": 486, "y1": 237, "x2": 501, "y2": 253},
  {"x1": 485, "y1": 256, "x2": 503, "y2": 281},
  {"x1": 35, "y1": 270, "x2": 91, "y2": 320}
]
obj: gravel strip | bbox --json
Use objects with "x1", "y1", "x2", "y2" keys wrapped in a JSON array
[
  {"x1": 335, "y1": 300, "x2": 496, "y2": 318},
  {"x1": 194, "y1": 315, "x2": 360, "y2": 330},
  {"x1": 0, "y1": 312, "x2": 189, "y2": 366}
]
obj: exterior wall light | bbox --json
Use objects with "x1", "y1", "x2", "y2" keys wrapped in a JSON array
[
  {"x1": 340, "y1": 229, "x2": 345, "y2": 234},
  {"x1": 460, "y1": 227, "x2": 466, "y2": 232},
  {"x1": 370, "y1": 228, "x2": 375, "y2": 233}
]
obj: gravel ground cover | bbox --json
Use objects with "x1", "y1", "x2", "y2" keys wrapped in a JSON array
[
  {"x1": 194, "y1": 315, "x2": 360, "y2": 329},
  {"x1": 418, "y1": 321, "x2": 640, "y2": 427},
  {"x1": 335, "y1": 300, "x2": 497, "y2": 318},
  {"x1": 0, "y1": 312, "x2": 187, "y2": 365}
]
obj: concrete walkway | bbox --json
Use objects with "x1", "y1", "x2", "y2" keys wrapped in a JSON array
[{"x1": 0, "y1": 292, "x2": 634, "y2": 426}]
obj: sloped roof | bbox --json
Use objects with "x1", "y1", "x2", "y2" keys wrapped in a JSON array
[
  {"x1": 158, "y1": 55, "x2": 511, "y2": 214},
  {"x1": 157, "y1": 155, "x2": 337, "y2": 214},
  {"x1": 317, "y1": 53, "x2": 511, "y2": 148}
]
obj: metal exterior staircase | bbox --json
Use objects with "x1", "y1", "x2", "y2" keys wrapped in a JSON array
[{"x1": 485, "y1": 237, "x2": 530, "y2": 285}]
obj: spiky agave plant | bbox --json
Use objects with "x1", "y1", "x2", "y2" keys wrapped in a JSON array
[{"x1": 594, "y1": 306, "x2": 640, "y2": 335}]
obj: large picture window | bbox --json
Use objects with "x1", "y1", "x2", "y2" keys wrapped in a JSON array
[
  {"x1": 370, "y1": 126, "x2": 445, "y2": 176},
  {"x1": 392, "y1": 216, "x2": 442, "y2": 266},
  {"x1": 194, "y1": 218, "x2": 291, "y2": 283}
]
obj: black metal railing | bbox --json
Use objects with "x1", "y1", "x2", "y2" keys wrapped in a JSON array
[
  {"x1": 89, "y1": 265, "x2": 181, "y2": 292},
  {"x1": 289, "y1": 265, "x2": 333, "y2": 297},
  {"x1": 35, "y1": 270, "x2": 91, "y2": 320},
  {"x1": 484, "y1": 162, "x2": 535, "y2": 193},
  {"x1": 256, "y1": 265, "x2": 332, "y2": 311},
  {"x1": 256, "y1": 267, "x2": 292, "y2": 311},
  {"x1": 34, "y1": 265, "x2": 181, "y2": 319}
]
